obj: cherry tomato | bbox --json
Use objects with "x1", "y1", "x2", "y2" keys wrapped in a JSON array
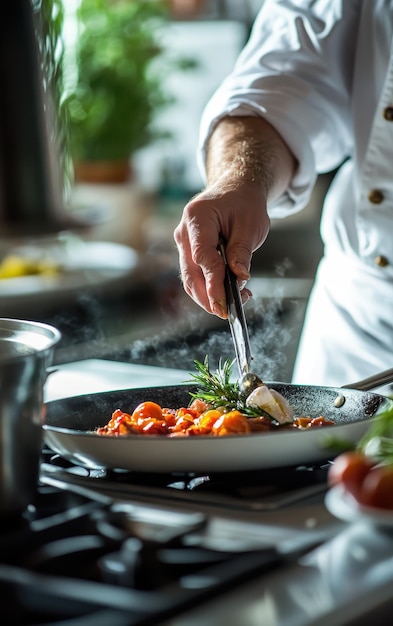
[
  {"x1": 140, "y1": 418, "x2": 168, "y2": 435},
  {"x1": 171, "y1": 414, "x2": 196, "y2": 433},
  {"x1": 327, "y1": 451, "x2": 375, "y2": 498},
  {"x1": 189, "y1": 398, "x2": 209, "y2": 414},
  {"x1": 359, "y1": 466, "x2": 393, "y2": 509},
  {"x1": 131, "y1": 401, "x2": 163, "y2": 421},
  {"x1": 198, "y1": 409, "x2": 223, "y2": 431},
  {"x1": 212, "y1": 411, "x2": 251, "y2": 436}
]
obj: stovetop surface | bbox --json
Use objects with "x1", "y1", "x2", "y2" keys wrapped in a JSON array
[{"x1": 0, "y1": 448, "x2": 333, "y2": 625}]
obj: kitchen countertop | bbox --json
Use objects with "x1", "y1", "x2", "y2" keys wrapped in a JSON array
[
  {"x1": 45, "y1": 358, "x2": 190, "y2": 401},
  {"x1": 162, "y1": 521, "x2": 393, "y2": 626}
]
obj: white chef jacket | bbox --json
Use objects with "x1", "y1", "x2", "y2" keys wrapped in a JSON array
[{"x1": 198, "y1": 0, "x2": 393, "y2": 388}]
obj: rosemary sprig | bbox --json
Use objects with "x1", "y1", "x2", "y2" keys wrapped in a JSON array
[
  {"x1": 187, "y1": 357, "x2": 238, "y2": 407},
  {"x1": 186, "y1": 357, "x2": 268, "y2": 418}
]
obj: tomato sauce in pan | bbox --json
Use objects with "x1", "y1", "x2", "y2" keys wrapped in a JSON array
[{"x1": 96, "y1": 398, "x2": 334, "y2": 437}]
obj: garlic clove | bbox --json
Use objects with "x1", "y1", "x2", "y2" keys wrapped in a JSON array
[{"x1": 246, "y1": 385, "x2": 294, "y2": 424}]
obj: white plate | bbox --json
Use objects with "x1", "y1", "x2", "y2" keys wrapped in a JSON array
[
  {"x1": 325, "y1": 485, "x2": 393, "y2": 528},
  {"x1": 0, "y1": 239, "x2": 149, "y2": 314}
]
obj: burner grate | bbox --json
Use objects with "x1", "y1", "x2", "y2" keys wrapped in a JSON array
[
  {"x1": 41, "y1": 448, "x2": 329, "y2": 512},
  {"x1": 0, "y1": 481, "x2": 283, "y2": 626}
]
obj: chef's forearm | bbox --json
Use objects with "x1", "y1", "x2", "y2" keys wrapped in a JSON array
[{"x1": 205, "y1": 116, "x2": 297, "y2": 201}]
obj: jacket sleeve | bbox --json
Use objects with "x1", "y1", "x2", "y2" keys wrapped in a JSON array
[{"x1": 198, "y1": 0, "x2": 361, "y2": 216}]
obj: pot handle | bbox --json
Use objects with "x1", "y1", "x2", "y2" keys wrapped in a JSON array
[{"x1": 343, "y1": 367, "x2": 393, "y2": 391}]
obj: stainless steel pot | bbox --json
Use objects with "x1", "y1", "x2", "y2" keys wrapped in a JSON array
[{"x1": 0, "y1": 318, "x2": 61, "y2": 515}]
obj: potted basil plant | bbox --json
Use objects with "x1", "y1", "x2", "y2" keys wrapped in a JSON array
[{"x1": 63, "y1": 0, "x2": 192, "y2": 184}]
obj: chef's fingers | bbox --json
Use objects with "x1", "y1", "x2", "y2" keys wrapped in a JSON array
[
  {"x1": 174, "y1": 184, "x2": 268, "y2": 317},
  {"x1": 240, "y1": 286, "x2": 253, "y2": 306},
  {"x1": 175, "y1": 225, "x2": 228, "y2": 317},
  {"x1": 224, "y1": 208, "x2": 270, "y2": 280}
]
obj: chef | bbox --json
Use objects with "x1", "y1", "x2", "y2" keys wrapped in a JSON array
[{"x1": 174, "y1": 0, "x2": 393, "y2": 387}]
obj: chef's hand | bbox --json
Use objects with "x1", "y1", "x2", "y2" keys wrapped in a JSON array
[
  {"x1": 174, "y1": 116, "x2": 297, "y2": 318},
  {"x1": 174, "y1": 179, "x2": 270, "y2": 318}
]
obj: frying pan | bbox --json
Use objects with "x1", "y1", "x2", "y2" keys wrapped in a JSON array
[{"x1": 43, "y1": 372, "x2": 393, "y2": 473}]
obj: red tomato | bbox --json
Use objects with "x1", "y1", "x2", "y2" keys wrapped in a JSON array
[
  {"x1": 327, "y1": 451, "x2": 375, "y2": 498},
  {"x1": 131, "y1": 401, "x2": 163, "y2": 421},
  {"x1": 212, "y1": 411, "x2": 251, "y2": 436},
  {"x1": 198, "y1": 409, "x2": 223, "y2": 431},
  {"x1": 189, "y1": 398, "x2": 209, "y2": 414},
  {"x1": 171, "y1": 414, "x2": 195, "y2": 433},
  {"x1": 359, "y1": 466, "x2": 393, "y2": 510}
]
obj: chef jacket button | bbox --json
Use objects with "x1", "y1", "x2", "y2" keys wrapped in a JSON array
[
  {"x1": 383, "y1": 106, "x2": 393, "y2": 121},
  {"x1": 368, "y1": 189, "x2": 384, "y2": 204},
  {"x1": 375, "y1": 255, "x2": 389, "y2": 268}
]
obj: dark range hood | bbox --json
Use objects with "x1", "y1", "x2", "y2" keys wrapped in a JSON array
[{"x1": 0, "y1": 1, "x2": 83, "y2": 236}]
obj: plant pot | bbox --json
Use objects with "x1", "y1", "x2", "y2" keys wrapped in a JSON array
[
  {"x1": 73, "y1": 160, "x2": 132, "y2": 184},
  {"x1": 168, "y1": 0, "x2": 206, "y2": 18}
]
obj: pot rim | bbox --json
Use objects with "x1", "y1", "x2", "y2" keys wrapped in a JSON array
[{"x1": 0, "y1": 317, "x2": 61, "y2": 362}]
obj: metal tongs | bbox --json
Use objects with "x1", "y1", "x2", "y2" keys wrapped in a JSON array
[{"x1": 218, "y1": 239, "x2": 263, "y2": 396}]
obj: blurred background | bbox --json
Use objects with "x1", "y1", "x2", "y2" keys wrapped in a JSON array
[{"x1": 0, "y1": 0, "x2": 332, "y2": 385}]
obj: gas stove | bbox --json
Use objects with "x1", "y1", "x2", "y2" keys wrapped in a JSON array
[
  {"x1": 6, "y1": 357, "x2": 382, "y2": 626},
  {"x1": 0, "y1": 448, "x2": 333, "y2": 626},
  {"x1": 0, "y1": 482, "x2": 275, "y2": 625}
]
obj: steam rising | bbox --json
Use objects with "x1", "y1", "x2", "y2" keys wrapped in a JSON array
[
  {"x1": 126, "y1": 295, "x2": 299, "y2": 383},
  {"x1": 46, "y1": 258, "x2": 305, "y2": 385}
]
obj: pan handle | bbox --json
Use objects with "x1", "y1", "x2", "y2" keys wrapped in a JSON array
[{"x1": 343, "y1": 367, "x2": 393, "y2": 391}]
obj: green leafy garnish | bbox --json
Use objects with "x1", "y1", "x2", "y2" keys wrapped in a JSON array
[
  {"x1": 187, "y1": 357, "x2": 238, "y2": 408},
  {"x1": 324, "y1": 398, "x2": 393, "y2": 456},
  {"x1": 323, "y1": 398, "x2": 393, "y2": 461},
  {"x1": 357, "y1": 399, "x2": 393, "y2": 463},
  {"x1": 186, "y1": 357, "x2": 270, "y2": 418},
  {"x1": 321, "y1": 435, "x2": 356, "y2": 454}
]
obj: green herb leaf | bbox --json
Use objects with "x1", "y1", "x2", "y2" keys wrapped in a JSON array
[
  {"x1": 357, "y1": 399, "x2": 393, "y2": 463},
  {"x1": 186, "y1": 357, "x2": 272, "y2": 419},
  {"x1": 322, "y1": 399, "x2": 393, "y2": 460},
  {"x1": 322, "y1": 435, "x2": 356, "y2": 454}
]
